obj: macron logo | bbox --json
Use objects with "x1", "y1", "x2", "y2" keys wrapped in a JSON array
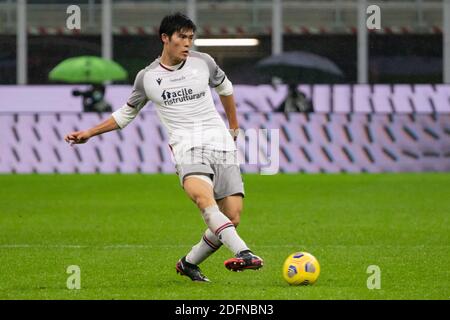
[{"x1": 156, "y1": 78, "x2": 162, "y2": 85}]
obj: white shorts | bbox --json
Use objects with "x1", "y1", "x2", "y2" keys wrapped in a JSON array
[{"x1": 175, "y1": 147, "x2": 245, "y2": 200}]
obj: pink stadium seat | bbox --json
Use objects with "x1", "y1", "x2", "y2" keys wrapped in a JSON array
[
  {"x1": 434, "y1": 85, "x2": 450, "y2": 113},
  {"x1": 303, "y1": 144, "x2": 341, "y2": 173},
  {"x1": 412, "y1": 85, "x2": 433, "y2": 113},
  {"x1": 297, "y1": 85, "x2": 313, "y2": 100},
  {"x1": 0, "y1": 115, "x2": 16, "y2": 172},
  {"x1": 333, "y1": 85, "x2": 351, "y2": 113},
  {"x1": 261, "y1": 85, "x2": 289, "y2": 112},
  {"x1": 345, "y1": 144, "x2": 381, "y2": 172},
  {"x1": 346, "y1": 114, "x2": 371, "y2": 144},
  {"x1": 353, "y1": 85, "x2": 372, "y2": 113},
  {"x1": 372, "y1": 85, "x2": 393, "y2": 113},
  {"x1": 312, "y1": 85, "x2": 331, "y2": 113},
  {"x1": 392, "y1": 85, "x2": 414, "y2": 113}
]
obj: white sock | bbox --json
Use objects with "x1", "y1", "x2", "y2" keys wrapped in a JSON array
[
  {"x1": 185, "y1": 229, "x2": 222, "y2": 265},
  {"x1": 201, "y1": 205, "x2": 249, "y2": 255}
]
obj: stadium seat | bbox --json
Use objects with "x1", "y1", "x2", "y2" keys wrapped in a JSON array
[
  {"x1": 392, "y1": 85, "x2": 414, "y2": 113},
  {"x1": 372, "y1": 85, "x2": 393, "y2": 113},
  {"x1": 312, "y1": 85, "x2": 331, "y2": 113},
  {"x1": 333, "y1": 85, "x2": 351, "y2": 113},
  {"x1": 353, "y1": 85, "x2": 372, "y2": 113},
  {"x1": 413, "y1": 85, "x2": 435, "y2": 113},
  {"x1": 434, "y1": 85, "x2": 450, "y2": 113}
]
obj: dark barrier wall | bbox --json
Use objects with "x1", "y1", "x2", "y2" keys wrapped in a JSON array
[
  {"x1": 0, "y1": 34, "x2": 443, "y2": 85},
  {"x1": 0, "y1": 35, "x2": 16, "y2": 84}
]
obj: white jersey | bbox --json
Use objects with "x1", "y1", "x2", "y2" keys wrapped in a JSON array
[{"x1": 122, "y1": 50, "x2": 236, "y2": 162}]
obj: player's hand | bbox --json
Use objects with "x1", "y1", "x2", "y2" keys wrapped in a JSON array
[
  {"x1": 229, "y1": 128, "x2": 240, "y2": 141},
  {"x1": 64, "y1": 130, "x2": 91, "y2": 145}
]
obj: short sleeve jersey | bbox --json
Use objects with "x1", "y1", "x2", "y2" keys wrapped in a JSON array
[{"x1": 126, "y1": 50, "x2": 236, "y2": 160}]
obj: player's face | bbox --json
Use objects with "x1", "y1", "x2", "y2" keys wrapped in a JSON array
[{"x1": 166, "y1": 29, "x2": 194, "y2": 62}]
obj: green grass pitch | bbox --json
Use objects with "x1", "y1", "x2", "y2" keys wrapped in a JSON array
[{"x1": 0, "y1": 173, "x2": 448, "y2": 300}]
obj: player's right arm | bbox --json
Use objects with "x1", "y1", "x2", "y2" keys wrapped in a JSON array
[
  {"x1": 64, "y1": 116, "x2": 119, "y2": 145},
  {"x1": 64, "y1": 69, "x2": 148, "y2": 145}
]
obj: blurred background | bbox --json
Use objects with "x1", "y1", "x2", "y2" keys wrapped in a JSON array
[{"x1": 0, "y1": 0, "x2": 449, "y2": 173}]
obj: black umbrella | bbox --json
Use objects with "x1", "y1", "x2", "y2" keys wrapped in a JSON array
[{"x1": 256, "y1": 51, "x2": 345, "y2": 84}]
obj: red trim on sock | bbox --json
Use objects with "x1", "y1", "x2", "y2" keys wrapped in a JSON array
[
  {"x1": 214, "y1": 222, "x2": 234, "y2": 236},
  {"x1": 202, "y1": 235, "x2": 220, "y2": 250}
]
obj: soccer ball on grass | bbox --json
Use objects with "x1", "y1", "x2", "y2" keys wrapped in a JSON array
[{"x1": 282, "y1": 252, "x2": 320, "y2": 285}]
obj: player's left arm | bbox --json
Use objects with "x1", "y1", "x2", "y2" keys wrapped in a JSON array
[
  {"x1": 215, "y1": 76, "x2": 239, "y2": 140},
  {"x1": 219, "y1": 94, "x2": 239, "y2": 140},
  {"x1": 202, "y1": 52, "x2": 240, "y2": 140}
]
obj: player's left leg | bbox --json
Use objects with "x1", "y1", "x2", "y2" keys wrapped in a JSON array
[
  {"x1": 212, "y1": 163, "x2": 263, "y2": 272},
  {"x1": 184, "y1": 193, "x2": 263, "y2": 274},
  {"x1": 218, "y1": 195, "x2": 263, "y2": 272},
  {"x1": 217, "y1": 194, "x2": 243, "y2": 227},
  {"x1": 184, "y1": 194, "x2": 242, "y2": 267}
]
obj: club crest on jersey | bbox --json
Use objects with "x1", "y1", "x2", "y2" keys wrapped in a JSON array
[
  {"x1": 156, "y1": 78, "x2": 162, "y2": 85},
  {"x1": 161, "y1": 88, "x2": 206, "y2": 106}
]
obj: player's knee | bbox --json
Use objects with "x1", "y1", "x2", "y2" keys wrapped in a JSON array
[
  {"x1": 193, "y1": 194, "x2": 214, "y2": 210},
  {"x1": 227, "y1": 208, "x2": 242, "y2": 227},
  {"x1": 229, "y1": 215, "x2": 240, "y2": 227}
]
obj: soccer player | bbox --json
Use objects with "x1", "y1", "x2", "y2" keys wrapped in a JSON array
[{"x1": 64, "y1": 13, "x2": 263, "y2": 282}]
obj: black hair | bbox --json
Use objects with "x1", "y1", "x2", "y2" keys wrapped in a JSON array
[{"x1": 159, "y1": 13, "x2": 196, "y2": 44}]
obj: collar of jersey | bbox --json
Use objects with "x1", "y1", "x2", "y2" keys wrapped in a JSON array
[{"x1": 159, "y1": 59, "x2": 186, "y2": 72}]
